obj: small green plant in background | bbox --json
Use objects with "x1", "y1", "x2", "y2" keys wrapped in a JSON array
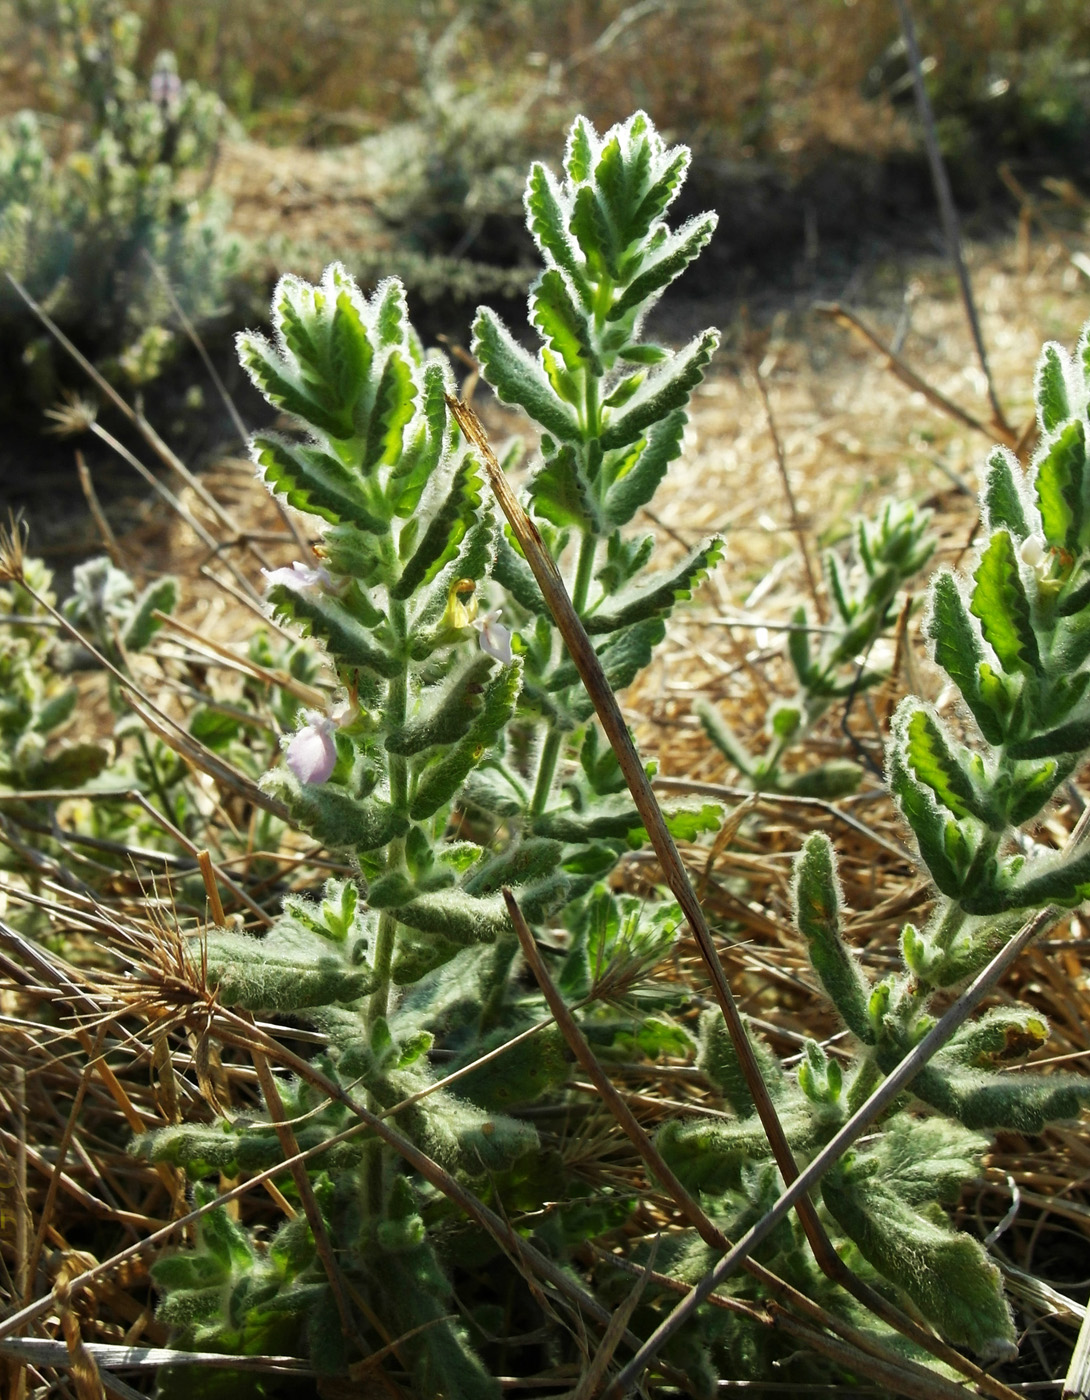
[
  {"x1": 699, "y1": 499, "x2": 934, "y2": 797},
  {"x1": 0, "y1": 0, "x2": 238, "y2": 409}
]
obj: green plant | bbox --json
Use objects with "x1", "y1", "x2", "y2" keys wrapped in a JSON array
[
  {"x1": 698, "y1": 498, "x2": 934, "y2": 796},
  {"x1": 0, "y1": 0, "x2": 238, "y2": 407},
  {"x1": 131, "y1": 111, "x2": 1090, "y2": 1398}
]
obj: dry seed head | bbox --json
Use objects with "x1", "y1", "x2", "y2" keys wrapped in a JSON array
[
  {"x1": 0, "y1": 512, "x2": 30, "y2": 583},
  {"x1": 44, "y1": 390, "x2": 100, "y2": 437}
]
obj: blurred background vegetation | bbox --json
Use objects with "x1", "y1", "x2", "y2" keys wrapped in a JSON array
[{"x1": 1, "y1": 0, "x2": 1089, "y2": 454}]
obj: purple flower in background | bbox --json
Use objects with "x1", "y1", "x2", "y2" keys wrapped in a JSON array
[
  {"x1": 149, "y1": 53, "x2": 182, "y2": 113},
  {"x1": 474, "y1": 609, "x2": 513, "y2": 665},
  {"x1": 285, "y1": 712, "x2": 337, "y2": 785}
]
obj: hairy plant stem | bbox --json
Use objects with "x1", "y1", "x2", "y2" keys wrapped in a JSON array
[
  {"x1": 530, "y1": 728, "x2": 563, "y2": 818},
  {"x1": 530, "y1": 529, "x2": 599, "y2": 816}
]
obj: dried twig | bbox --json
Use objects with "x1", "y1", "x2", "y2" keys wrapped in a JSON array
[
  {"x1": 816, "y1": 301, "x2": 1016, "y2": 447},
  {"x1": 892, "y1": 0, "x2": 1010, "y2": 435}
]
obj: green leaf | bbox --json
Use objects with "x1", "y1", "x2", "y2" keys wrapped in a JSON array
[
  {"x1": 911, "y1": 1064, "x2": 1090, "y2": 1133},
  {"x1": 268, "y1": 774, "x2": 409, "y2": 852},
  {"x1": 525, "y1": 162, "x2": 590, "y2": 302},
  {"x1": 599, "y1": 330, "x2": 719, "y2": 451},
  {"x1": 385, "y1": 655, "x2": 495, "y2": 756},
  {"x1": 970, "y1": 530, "x2": 1041, "y2": 675},
  {"x1": 965, "y1": 840, "x2": 1090, "y2": 914},
  {"x1": 1036, "y1": 341, "x2": 1071, "y2": 435},
  {"x1": 392, "y1": 888, "x2": 512, "y2": 947},
  {"x1": 1035, "y1": 418, "x2": 1085, "y2": 550},
  {"x1": 266, "y1": 585, "x2": 400, "y2": 678},
  {"x1": 393, "y1": 361, "x2": 448, "y2": 516},
  {"x1": 696, "y1": 699, "x2": 753, "y2": 775},
  {"x1": 606, "y1": 215, "x2": 717, "y2": 323},
  {"x1": 238, "y1": 333, "x2": 353, "y2": 442},
  {"x1": 662, "y1": 802, "x2": 723, "y2": 841},
  {"x1": 1007, "y1": 755, "x2": 1072, "y2": 824},
  {"x1": 533, "y1": 792, "x2": 643, "y2": 841},
  {"x1": 463, "y1": 837, "x2": 566, "y2": 896},
  {"x1": 584, "y1": 538, "x2": 723, "y2": 634},
  {"x1": 456, "y1": 1025, "x2": 569, "y2": 1109},
  {"x1": 927, "y1": 572, "x2": 1006, "y2": 745},
  {"x1": 34, "y1": 686, "x2": 78, "y2": 734},
  {"x1": 548, "y1": 618, "x2": 664, "y2": 714},
  {"x1": 565, "y1": 116, "x2": 594, "y2": 183},
  {"x1": 362, "y1": 349, "x2": 416, "y2": 472},
  {"x1": 1007, "y1": 713, "x2": 1090, "y2": 759},
  {"x1": 22, "y1": 742, "x2": 108, "y2": 789},
  {"x1": 492, "y1": 532, "x2": 547, "y2": 614},
  {"x1": 189, "y1": 707, "x2": 241, "y2": 752},
  {"x1": 527, "y1": 446, "x2": 598, "y2": 530},
  {"x1": 391, "y1": 453, "x2": 483, "y2": 600},
  {"x1": 123, "y1": 577, "x2": 177, "y2": 651},
  {"x1": 902, "y1": 706, "x2": 987, "y2": 823},
  {"x1": 328, "y1": 286, "x2": 373, "y2": 409},
  {"x1": 627, "y1": 143, "x2": 691, "y2": 240},
  {"x1": 792, "y1": 834, "x2": 873, "y2": 1043},
  {"x1": 696, "y1": 1010, "x2": 789, "y2": 1118},
  {"x1": 375, "y1": 276, "x2": 410, "y2": 348},
  {"x1": 409, "y1": 663, "x2": 522, "y2": 820},
  {"x1": 205, "y1": 923, "x2": 377, "y2": 1011},
  {"x1": 820, "y1": 1164, "x2": 1015, "y2": 1360},
  {"x1": 658, "y1": 1106, "x2": 818, "y2": 1196},
  {"x1": 530, "y1": 268, "x2": 600, "y2": 377},
  {"x1": 777, "y1": 760, "x2": 864, "y2": 799},
  {"x1": 569, "y1": 183, "x2": 613, "y2": 281},
  {"x1": 472, "y1": 308, "x2": 580, "y2": 443},
  {"x1": 888, "y1": 745, "x2": 964, "y2": 898},
  {"x1": 252, "y1": 434, "x2": 385, "y2": 530},
  {"x1": 982, "y1": 447, "x2": 1029, "y2": 539}
]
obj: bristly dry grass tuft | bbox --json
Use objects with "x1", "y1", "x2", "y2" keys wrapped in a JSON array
[{"x1": 0, "y1": 512, "x2": 30, "y2": 584}]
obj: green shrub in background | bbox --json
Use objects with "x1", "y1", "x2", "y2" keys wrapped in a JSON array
[{"x1": 0, "y1": 0, "x2": 239, "y2": 410}]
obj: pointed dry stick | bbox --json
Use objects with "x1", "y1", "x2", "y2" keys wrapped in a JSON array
[
  {"x1": 454, "y1": 396, "x2": 1023, "y2": 1400},
  {"x1": 892, "y1": 0, "x2": 1010, "y2": 436},
  {"x1": 746, "y1": 337, "x2": 823, "y2": 622},
  {"x1": 5, "y1": 273, "x2": 261, "y2": 555},
  {"x1": 139, "y1": 249, "x2": 310, "y2": 557},
  {"x1": 815, "y1": 301, "x2": 1017, "y2": 448},
  {"x1": 448, "y1": 394, "x2": 808, "y2": 1194}
]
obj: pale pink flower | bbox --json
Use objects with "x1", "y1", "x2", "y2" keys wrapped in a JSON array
[
  {"x1": 285, "y1": 711, "x2": 337, "y2": 785},
  {"x1": 261, "y1": 561, "x2": 346, "y2": 597},
  {"x1": 474, "y1": 608, "x2": 513, "y2": 665}
]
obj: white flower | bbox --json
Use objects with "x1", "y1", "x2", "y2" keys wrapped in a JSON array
[
  {"x1": 1019, "y1": 534, "x2": 1050, "y2": 581},
  {"x1": 474, "y1": 608, "x2": 513, "y2": 665},
  {"x1": 285, "y1": 711, "x2": 337, "y2": 785},
  {"x1": 261, "y1": 561, "x2": 345, "y2": 597}
]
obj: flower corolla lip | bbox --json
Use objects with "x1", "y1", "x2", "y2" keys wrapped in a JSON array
[
  {"x1": 262, "y1": 561, "x2": 345, "y2": 597},
  {"x1": 285, "y1": 711, "x2": 337, "y2": 785},
  {"x1": 474, "y1": 608, "x2": 513, "y2": 665},
  {"x1": 1019, "y1": 533, "x2": 1050, "y2": 580}
]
